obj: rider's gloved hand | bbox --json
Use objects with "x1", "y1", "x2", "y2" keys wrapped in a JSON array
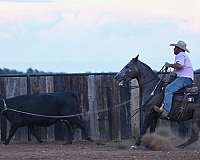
[{"x1": 165, "y1": 62, "x2": 171, "y2": 68}]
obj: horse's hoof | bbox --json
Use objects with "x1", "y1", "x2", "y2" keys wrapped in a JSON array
[
  {"x1": 129, "y1": 145, "x2": 138, "y2": 150},
  {"x1": 135, "y1": 139, "x2": 141, "y2": 146}
]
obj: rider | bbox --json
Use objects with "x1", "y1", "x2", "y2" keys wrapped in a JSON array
[{"x1": 153, "y1": 40, "x2": 194, "y2": 119}]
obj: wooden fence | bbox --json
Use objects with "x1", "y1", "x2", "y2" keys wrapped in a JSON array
[
  {"x1": 0, "y1": 73, "x2": 140, "y2": 143},
  {"x1": 0, "y1": 72, "x2": 200, "y2": 144}
]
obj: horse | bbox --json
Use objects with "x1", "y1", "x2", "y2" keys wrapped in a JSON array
[{"x1": 114, "y1": 55, "x2": 200, "y2": 148}]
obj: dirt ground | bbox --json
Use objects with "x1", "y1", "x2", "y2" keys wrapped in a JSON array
[{"x1": 0, "y1": 140, "x2": 200, "y2": 160}]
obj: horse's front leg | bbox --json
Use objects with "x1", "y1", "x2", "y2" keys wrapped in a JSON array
[
  {"x1": 149, "y1": 113, "x2": 159, "y2": 133},
  {"x1": 135, "y1": 113, "x2": 154, "y2": 146}
]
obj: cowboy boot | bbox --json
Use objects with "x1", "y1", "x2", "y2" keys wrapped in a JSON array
[{"x1": 153, "y1": 104, "x2": 170, "y2": 119}]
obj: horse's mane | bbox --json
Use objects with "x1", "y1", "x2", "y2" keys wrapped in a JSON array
[{"x1": 137, "y1": 60, "x2": 158, "y2": 78}]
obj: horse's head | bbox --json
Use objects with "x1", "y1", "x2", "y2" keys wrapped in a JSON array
[{"x1": 114, "y1": 55, "x2": 140, "y2": 85}]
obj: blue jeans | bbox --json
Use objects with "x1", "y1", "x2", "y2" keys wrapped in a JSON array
[{"x1": 164, "y1": 77, "x2": 193, "y2": 112}]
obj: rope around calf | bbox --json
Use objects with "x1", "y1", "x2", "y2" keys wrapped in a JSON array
[{"x1": 0, "y1": 99, "x2": 140, "y2": 119}]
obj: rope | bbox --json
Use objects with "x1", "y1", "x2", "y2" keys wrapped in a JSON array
[
  {"x1": 131, "y1": 107, "x2": 140, "y2": 118},
  {"x1": 0, "y1": 99, "x2": 140, "y2": 119},
  {"x1": 1, "y1": 108, "x2": 83, "y2": 118}
]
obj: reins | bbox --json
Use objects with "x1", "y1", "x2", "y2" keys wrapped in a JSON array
[
  {"x1": 123, "y1": 65, "x2": 168, "y2": 90},
  {"x1": 121, "y1": 65, "x2": 168, "y2": 113},
  {"x1": 141, "y1": 65, "x2": 168, "y2": 107}
]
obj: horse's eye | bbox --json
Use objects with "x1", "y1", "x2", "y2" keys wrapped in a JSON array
[{"x1": 128, "y1": 69, "x2": 132, "y2": 72}]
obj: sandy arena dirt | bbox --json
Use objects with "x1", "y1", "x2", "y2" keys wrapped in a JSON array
[{"x1": 0, "y1": 140, "x2": 200, "y2": 160}]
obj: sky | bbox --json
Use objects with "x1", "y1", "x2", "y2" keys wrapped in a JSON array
[{"x1": 0, "y1": 0, "x2": 200, "y2": 73}]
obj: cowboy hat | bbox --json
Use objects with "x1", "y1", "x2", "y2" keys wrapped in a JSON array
[{"x1": 170, "y1": 40, "x2": 190, "y2": 53}]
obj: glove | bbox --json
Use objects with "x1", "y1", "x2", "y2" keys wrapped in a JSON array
[{"x1": 165, "y1": 62, "x2": 171, "y2": 68}]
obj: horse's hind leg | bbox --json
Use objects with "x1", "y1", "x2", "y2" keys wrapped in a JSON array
[{"x1": 177, "y1": 120, "x2": 199, "y2": 149}]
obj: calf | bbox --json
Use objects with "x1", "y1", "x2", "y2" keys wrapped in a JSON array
[{"x1": 0, "y1": 92, "x2": 91, "y2": 145}]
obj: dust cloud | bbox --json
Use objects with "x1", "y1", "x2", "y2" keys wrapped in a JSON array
[{"x1": 140, "y1": 127, "x2": 200, "y2": 151}]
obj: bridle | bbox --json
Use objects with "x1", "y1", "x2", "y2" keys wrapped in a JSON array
[
  {"x1": 119, "y1": 65, "x2": 168, "y2": 109},
  {"x1": 121, "y1": 65, "x2": 167, "y2": 91}
]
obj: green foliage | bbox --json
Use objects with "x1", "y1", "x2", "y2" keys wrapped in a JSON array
[
  {"x1": 0, "y1": 68, "x2": 23, "y2": 74},
  {"x1": 0, "y1": 67, "x2": 47, "y2": 74}
]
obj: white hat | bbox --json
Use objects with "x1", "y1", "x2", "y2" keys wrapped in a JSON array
[{"x1": 170, "y1": 40, "x2": 190, "y2": 53}]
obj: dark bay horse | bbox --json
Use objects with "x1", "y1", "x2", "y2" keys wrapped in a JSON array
[{"x1": 114, "y1": 55, "x2": 200, "y2": 148}]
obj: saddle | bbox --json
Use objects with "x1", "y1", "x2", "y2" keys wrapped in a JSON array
[
  {"x1": 174, "y1": 84, "x2": 199, "y2": 103},
  {"x1": 162, "y1": 73, "x2": 199, "y2": 103}
]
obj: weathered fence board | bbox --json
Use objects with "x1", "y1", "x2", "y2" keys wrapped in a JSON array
[
  {"x1": 5, "y1": 77, "x2": 27, "y2": 143},
  {"x1": 130, "y1": 79, "x2": 140, "y2": 138},
  {"x1": 88, "y1": 75, "x2": 99, "y2": 139},
  {"x1": 95, "y1": 75, "x2": 110, "y2": 140},
  {"x1": 29, "y1": 76, "x2": 54, "y2": 142}
]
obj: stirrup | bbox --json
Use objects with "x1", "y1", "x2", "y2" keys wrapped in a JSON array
[{"x1": 160, "y1": 110, "x2": 170, "y2": 120}]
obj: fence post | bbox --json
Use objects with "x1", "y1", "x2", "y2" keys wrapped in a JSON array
[
  {"x1": 0, "y1": 79, "x2": 7, "y2": 143},
  {"x1": 26, "y1": 74, "x2": 32, "y2": 142},
  {"x1": 106, "y1": 86, "x2": 113, "y2": 140}
]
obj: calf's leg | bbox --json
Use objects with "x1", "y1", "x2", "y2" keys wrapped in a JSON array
[
  {"x1": 63, "y1": 120, "x2": 74, "y2": 144},
  {"x1": 29, "y1": 125, "x2": 43, "y2": 143},
  {"x1": 4, "y1": 125, "x2": 18, "y2": 145},
  {"x1": 71, "y1": 117, "x2": 92, "y2": 141}
]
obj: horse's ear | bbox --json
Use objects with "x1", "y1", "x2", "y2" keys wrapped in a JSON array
[{"x1": 135, "y1": 54, "x2": 139, "y2": 60}]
